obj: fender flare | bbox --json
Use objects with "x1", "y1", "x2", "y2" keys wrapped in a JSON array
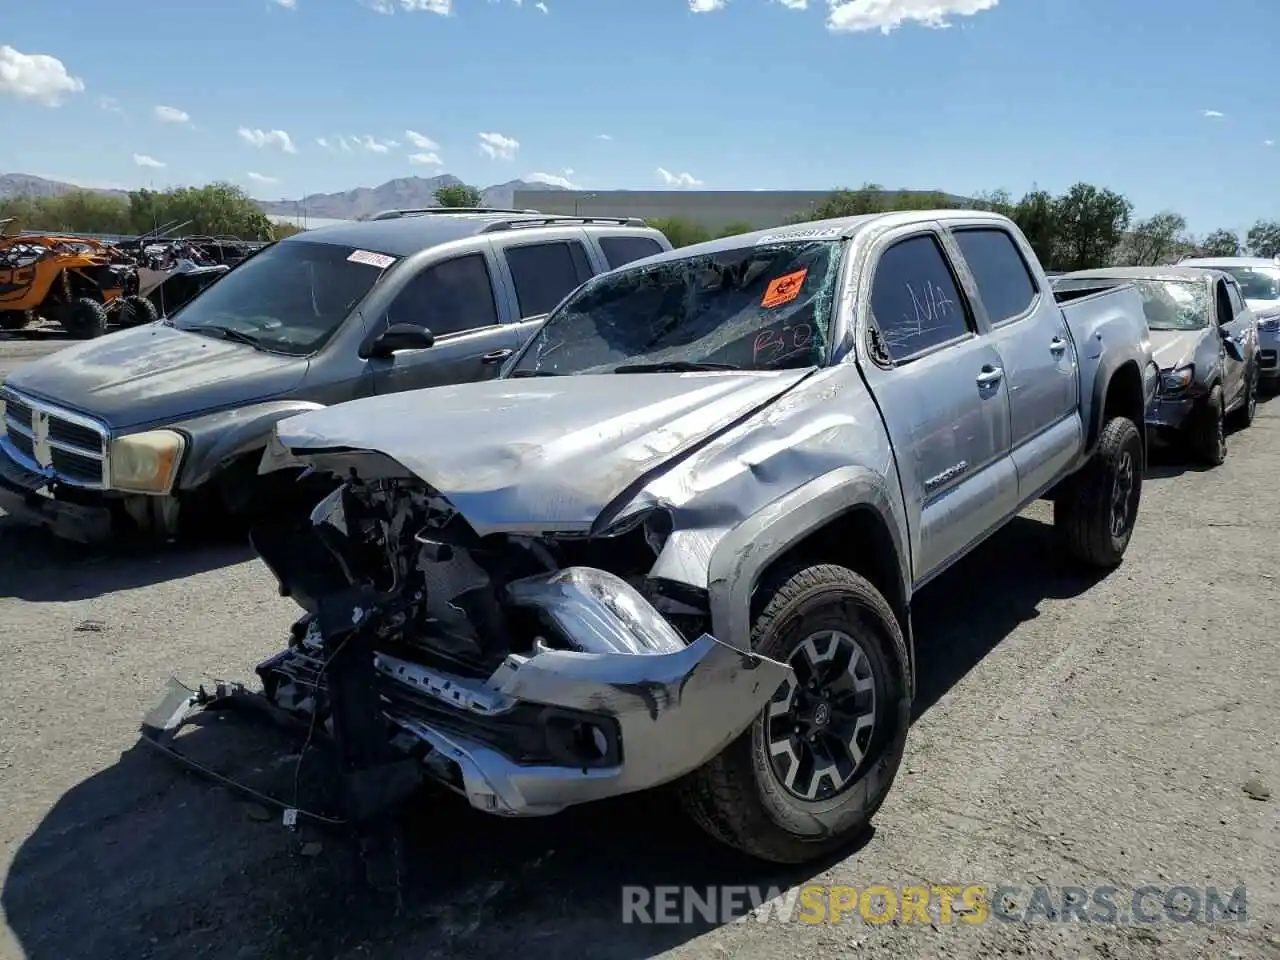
[
  {"x1": 1086, "y1": 353, "x2": 1146, "y2": 454},
  {"x1": 704, "y1": 465, "x2": 910, "y2": 654},
  {"x1": 171, "y1": 400, "x2": 326, "y2": 491}
]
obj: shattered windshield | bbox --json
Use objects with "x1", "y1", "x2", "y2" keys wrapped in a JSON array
[
  {"x1": 168, "y1": 239, "x2": 394, "y2": 355},
  {"x1": 1132, "y1": 279, "x2": 1210, "y2": 331},
  {"x1": 506, "y1": 239, "x2": 843, "y2": 376}
]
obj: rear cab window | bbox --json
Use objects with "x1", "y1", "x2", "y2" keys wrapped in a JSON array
[
  {"x1": 598, "y1": 235, "x2": 665, "y2": 270},
  {"x1": 952, "y1": 227, "x2": 1039, "y2": 324},
  {"x1": 503, "y1": 240, "x2": 593, "y2": 318}
]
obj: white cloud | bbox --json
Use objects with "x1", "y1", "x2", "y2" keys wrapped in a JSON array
[
  {"x1": 133, "y1": 154, "x2": 166, "y2": 169},
  {"x1": 535, "y1": 1, "x2": 548, "y2": 11},
  {"x1": 356, "y1": 134, "x2": 399, "y2": 153},
  {"x1": 479, "y1": 131, "x2": 520, "y2": 160},
  {"x1": 247, "y1": 171, "x2": 279, "y2": 184},
  {"x1": 1201, "y1": 109, "x2": 1224, "y2": 118},
  {"x1": 362, "y1": 0, "x2": 452, "y2": 12},
  {"x1": 405, "y1": 129, "x2": 440, "y2": 150},
  {"x1": 657, "y1": 167, "x2": 703, "y2": 187},
  {"x1": 563, "y1": 168, "x2": 574, "y2": 176},
  {"x1": 409, "y1": 151, "x2": 443, "y2": 165},
  {"x1": 776, "y1": 0, "x2": 807, "y2": 7},
  {"x1": 316, "y1": 136, "x2": 330, "y2": 148},
  {"x1": 689, "y1": 0, "x2": 726, "y2": 10},
  {"x1": 99, "y1": 96, "x2": 123, "y2": 113},
  {"x1": 154, "y1": 104, "x2": 190, "y2": 124},
  {"x1": 526, "y1": 171, "x2": 579, "y2": 189},
  {"x1": 238, "y1": 126, "x2": 298, "y2": 153},
  {"x1": 826, "y1": 0, "x2": 998, "y2": 34},
  {"x1": 271, "y1": 0, "x2": 297, "y2": 7},
  {"x1": 597, "y1": 133, "x2": 612, "y2": 141},
  {"x1": 1266, "y1": 140, "x2": 1275, "y2": 147},
  {"x1": 0, "y1": 45, "x2": 85, "y2": 106}
]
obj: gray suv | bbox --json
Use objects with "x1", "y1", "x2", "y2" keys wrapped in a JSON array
[{"x1": 0, "y1": 208, "x2": 671, "y2": 541}]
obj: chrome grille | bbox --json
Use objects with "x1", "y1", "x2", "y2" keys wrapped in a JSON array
[{"x1": 1, "y1": 388, "x2": 109, "y2": 488}]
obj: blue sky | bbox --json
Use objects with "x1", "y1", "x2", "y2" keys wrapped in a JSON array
[{"x1": 1, "y1": 0, "x2": 1277, "y2": 234}]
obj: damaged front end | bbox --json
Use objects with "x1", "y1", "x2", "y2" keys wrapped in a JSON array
[{"x1": 151, "y1": 456, "x2": 790, "y2": 834}]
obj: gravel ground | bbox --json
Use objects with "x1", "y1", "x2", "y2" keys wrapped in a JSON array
[{"x1": 0, "y1": 337, "x2": 1277, "y2": 960}]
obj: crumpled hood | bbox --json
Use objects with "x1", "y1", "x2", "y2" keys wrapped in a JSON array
[
  {"x1": 273, "y1": 369, "x2": 813, "y2": 535},
  {"x1": 1150, "y1": 329, "x2": 1205, "y2": 371},
  {"x1": 4, "y1": 323, "x2": 308, "y2": 430}
]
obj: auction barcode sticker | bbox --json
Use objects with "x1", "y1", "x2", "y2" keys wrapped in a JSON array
[{"x1": 347, "y1": 250, "x2": 397, "y2": 269}]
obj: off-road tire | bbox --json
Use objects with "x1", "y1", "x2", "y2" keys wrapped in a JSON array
[
  {"x1": 679, "y1": 563, "x2": 911, "y2": 864},
  {"x1": 62, "y1": 297, "x2": 108, "y2": 339},
  {"x1": 1054, "y1": 415, "x2": 1143, "y2": 569},
  {"x1": 1188, "y1": 385, "x2": 1227, "y2": 466},
  {"x1": 0, "y1": 310, "x2": 30, "y2": 332},
  {"x1": 119, "y1": 294, "x2": 158, "y2": 327},
  {"x1": 1229, "y1": 365, "x2": 1258, "y2": 430}
]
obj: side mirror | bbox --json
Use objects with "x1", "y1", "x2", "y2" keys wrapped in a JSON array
[
  {"x1": 369, "y1": 323, "x2": 434, "y2": 358},
  {"x1": 1223, "y1": 336, "x2": 1244, "y2": 363}
]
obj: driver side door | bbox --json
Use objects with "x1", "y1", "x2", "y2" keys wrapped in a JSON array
[
  {"x1": 1216, "y1": 278, "x2": 1250, "y2": 408},
  {"x1": 365, "y1": 251, "x2": 517, "y2": 396}
]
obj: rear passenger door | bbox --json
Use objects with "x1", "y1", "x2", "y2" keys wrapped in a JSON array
[
  {"x1": 366, "y1": 251, "x2": 513, "y2": 396},
  {"x1": 948, "y1": 225, "x2": 1081, "y2": 504},
  {"x1": 854, "y1": 228, "x2": 1016, "y2": 586},
  {"x1": 496, "y1": 237, "x2": 596, "y2": 352}
]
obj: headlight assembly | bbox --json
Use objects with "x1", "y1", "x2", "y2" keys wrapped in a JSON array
[
  {"x1": 109, "y1": 430, "x2": 186, "y2": 494},
  {"x1": 1160, "y1": 365, "x2": 1194, "y2": 395}
]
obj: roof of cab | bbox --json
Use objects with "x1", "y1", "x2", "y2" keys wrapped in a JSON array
[
  {"x1": 1179, "y1": 255, "x2": 1280, "y2": 268},
  {"x1": 283, "y1": 211, "x2": 657, "y2": 258}
]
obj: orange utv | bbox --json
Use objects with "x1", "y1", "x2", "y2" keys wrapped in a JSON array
[{"x1": 0, "y1": 226, "x2": 156, "y2": 338}]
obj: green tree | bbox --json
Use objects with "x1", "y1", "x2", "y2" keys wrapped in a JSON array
[
  {"x1": 1115, "y1": 210, "x2": 1187, "y2": 266},
  {"x1": 972, "y1": 189, "x2": 1015, "y2": 217},
  {"x1": 805, "y1": 184, "x2": 890, "y2": 221},
  {"x1": 647, "y1": 216, "x2": 713, "y2": 248},
  {"x1": 433, "y1": 184, "x2": 483, "y2": 207},
  {"x1": 1051, "y1": 183, "x2": 1132, "y2": 271},
  {"x1": 1200, "y1": 228, "x2": 1242, "y2": 257},
  {"x1": 1246, "y1": 219, "x2": 1280, "y2": 258},
  {"x1": 128, "y1": 182, "x2": 272, "y2": 238},
  {"x1": 272, "y1": 221, "x2": 306, "y2": 239},
  {"x1": 1010, "y1": 190, "x2": 1059, "y2": 268}
]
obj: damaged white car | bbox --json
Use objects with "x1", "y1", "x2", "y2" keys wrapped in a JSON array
[{"x1": 145, "y1": 210, "x2": 1155, "y2": 879}]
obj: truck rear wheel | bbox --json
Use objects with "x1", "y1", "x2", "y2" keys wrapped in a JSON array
[
  {"x1": 62, "y1": 297, "x2": 108, "y2": 339},
  {"x1": 1187, "y1": 385, "x2": 1227, "y2": 466},
  {"x1": 680, "y1": 563, "x2": 910, "y2": 864},
  {"x1": 1054, "y1": 415, "x2": 1143, "y2": 568}
]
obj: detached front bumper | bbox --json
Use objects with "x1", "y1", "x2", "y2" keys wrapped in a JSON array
[
  {"x1": 0, "y1": 445, "x2": 113, "y2": 542},
  {"x1": 146, "y1": 567, "x2": 792, "y2": 821}
]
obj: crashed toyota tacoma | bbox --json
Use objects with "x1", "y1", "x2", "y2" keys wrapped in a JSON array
[{"x1": 148, "y1": 210, "x2": 1158, "y2": 872}]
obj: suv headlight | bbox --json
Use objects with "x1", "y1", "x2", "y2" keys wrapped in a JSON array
[
  {"x1": 1160, "y1": 365, "x2": 1194, "y2": 395},
  {"x1": 109, "y1": 429, "x2": 186, "y2": 494}
]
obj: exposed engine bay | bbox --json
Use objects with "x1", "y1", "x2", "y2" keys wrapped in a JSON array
[{"x1": 143, "y1": 463, "x2": 790, "y2": 849}]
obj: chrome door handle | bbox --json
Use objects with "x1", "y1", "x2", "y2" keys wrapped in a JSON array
[
  {"x1": 481, "y1": 348, "x2": 514, "y2": 365},
  {"x1": 976, "y1": 365, "x2": 1004, "y2": 387},
  {"x1": 1049, "y1": 336, "x2": 1068, "y2": 355}
]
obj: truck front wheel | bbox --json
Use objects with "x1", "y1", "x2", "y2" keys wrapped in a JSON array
[
  {"x1": 1054, "y1": 416, "x2": 1143, "y2": 568},
  {"x1": 680, "y1": 564, "x2": 910, "y2": 864}
]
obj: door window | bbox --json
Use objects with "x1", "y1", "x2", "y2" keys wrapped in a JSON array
[
  {"x1": 869, "y1": 234, "x2": 973, "y2": 363},
  {"x1": 599, "y1": 235, "x2": 664, "y2": 269},
  {"x1": 953, "y1": 228, "x2": 1039, "y2": 324},
  {"x1": 386, "y1": 253, "x2": 498, "y2": 337},
  {"x1": 1226, "y1": 282, "x2": 1246, "y2": 315},
  {"x1": 504, "y1": 241, "x2": 592, "y2": 318}
]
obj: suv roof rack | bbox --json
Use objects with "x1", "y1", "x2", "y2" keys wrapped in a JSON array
[
  {"x1": 366, "y1": 207, "x2": 543, "y2": 221},
  {"x1": 480, "y1": 215, "x2": 649, "y2": 233}
]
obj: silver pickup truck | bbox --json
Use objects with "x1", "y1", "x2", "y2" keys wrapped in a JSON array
[{"x1": 149, "y1": 210, "x2": 1158, "y2": 878}]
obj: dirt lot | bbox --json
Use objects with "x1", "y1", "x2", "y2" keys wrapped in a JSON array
[{"x1": 0, "y1": 337, "x2": 1277, "y2": 960}]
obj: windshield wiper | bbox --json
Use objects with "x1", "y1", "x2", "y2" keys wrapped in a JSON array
[
  {"x1": 189, "y1": 325, "x2": 264, "y2": 349},
  {"x1": 613, "y1": 361, "x2": 741, "y2": 374},
  {"x1": 508, "y1": 369, "x2": 561, "y2": 378}
]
